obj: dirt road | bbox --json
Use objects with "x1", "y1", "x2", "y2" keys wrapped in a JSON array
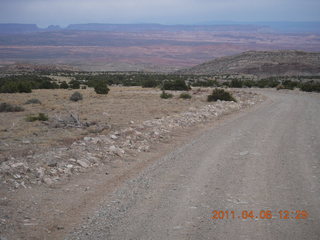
[{"x1": 68, "y1": 90, "x2": 320, "y2": 240}]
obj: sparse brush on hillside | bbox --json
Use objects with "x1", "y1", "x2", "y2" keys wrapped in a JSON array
[
  {"x1": 0, "y1": 102, "x2": 24, "y2": 112},
  {"x1": 25, "y1": 98, "x2": 41, "y2": 104},
  {"x1": 207, "y1": 89, "x2": 236, "y2": 102},
  {"x1": 25, "y1": 113, "x2": 48, "y2": 122},
  {"x1": 299, "y1": 81, "x2": 320, "y2": 92},
  {"x1": 94, "y1": 81, "x2": 110, "y2": 94},
  {"x1": 69, "y1": 80, "x2": 81, "y2": 89},
  {"x1": 179, "y1": 92, "x2": 192, "y2": 99},
  {"x1": 162, "y1": 79, "x2": 190, "y2": 91},
  {"x1": 160, "y1": 90, "x2": 173, "y2": 99},
  {"x1": 0, "y1": 81, "x2": 32, "y2": 93},
  {"x1": 60, "y1": 81, "x2": 69, "y2": 89},
  {"x1": 192, "y1": 80, "x2": 219, "y2": 87},
  {"x1": 70, "y1": 91, "x2": 83, "y2": 101},
  {"x1": 142, "y1": 79, "x2": 159, "y2": 88}
]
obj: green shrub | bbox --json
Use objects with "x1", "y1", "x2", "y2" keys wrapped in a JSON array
[
  {"x1": 282, "y1": 80, "x2": 298, "y2": 90},
  {"x1": 0, "y1": 82, "x2": 18, "y2": 93},
  {"x1": 230, "y1": 79, "x2": 243, "y2": 88},
  {"x1": 60, "y1": 81, "x2": 69, "y2": 89},
  {"x1": 70, "y1": 91, "x2": 83, "y2": 102},
  {"x1": 207, "y1": 88, "x2": 236, "y2": 102},
  {"x1": 0, "y1": 102, "x2": 24, "y2": 112},
  {"x1": 26, "y1": 113, "x2": 48, "y2": 122},
  {"x1": 162, "y1": 79, "x2": 190, "y2": 91},
  {"x1": 25, "y1": 98, "x2": 42, "y2": 104},
  {"x1": 179, "y1": 92, "x2": 192, "y2": 99},
  {"x1": 94, "y1": 81, "x2": 110, "y2": 94},
  {"x1": 142, "y1": 79, "x2": 158, "y2": 88},
  {"x1": 160, "y1": 90, "x2": 173, "y2": 99},
  {"x1": 69, "y1": 80, "x2": 81, "y2": 89},
  {"x1": 0, "y1": 81, "x2": 32, "y2": 93},
  {"x1": 192, "y1": 80, "x2": 219, "y2": 87},
  {"x1": 299, "y1": 82, "x2": 320, "y2": 92},
  {"x1": 256, "y1": 79, "x2": 280, "y2": 88},
  {"x1": 17, "y1": 82, "x2": 32, "y2": 93}
]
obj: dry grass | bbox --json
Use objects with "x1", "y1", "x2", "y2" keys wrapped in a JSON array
[{"x1": 0, "y1": 86, "x2": 211, "y2": 158}]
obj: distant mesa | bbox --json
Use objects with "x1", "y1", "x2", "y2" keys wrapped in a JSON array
[
  {"x1": 0, "y1": 23, "x2": 40, "y2": 34},
  {"x1": 177, "y1": 50, "x2": 320, "y2": 77},
  {"x1": 46, "y1": 25, "x2": 62, "y2": 31}
]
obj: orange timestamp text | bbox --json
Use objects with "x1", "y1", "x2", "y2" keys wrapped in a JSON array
[{"x1": 211, "y1": 210, "x2": 309, "y2": 220}]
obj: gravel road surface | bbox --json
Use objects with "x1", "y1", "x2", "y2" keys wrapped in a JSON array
[{"x1": 68, "y1": 90, "x2": 320, "y2": 240}]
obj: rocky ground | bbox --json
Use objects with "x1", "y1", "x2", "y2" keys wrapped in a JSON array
[{"x1": 0, "y1": 89, "x2": 263, "y2": 190}]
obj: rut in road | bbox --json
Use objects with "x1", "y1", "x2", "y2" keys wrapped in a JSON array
[{"x1": 68, "y1": 90, "x2": 320, "y2": 240}]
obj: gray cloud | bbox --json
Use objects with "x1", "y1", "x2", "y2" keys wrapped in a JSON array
[{"x1": 0, "y1": 0, "x2": 319, "y2": 26}]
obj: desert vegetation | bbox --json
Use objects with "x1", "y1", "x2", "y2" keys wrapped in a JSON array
[
  {"x1": 207, "y1": 89, "x2": 237, "y2": 102},
  {"x1": 0, "y1": 102, "x2": 24, "y2": 112},
  {"x1": 70, "y1": 91, "x2": 83, "y2": 102}
]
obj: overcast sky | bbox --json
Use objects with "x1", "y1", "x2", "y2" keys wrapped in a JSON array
[{"x1": 1, "y1": 0, "x2": 320, "y2": 27}]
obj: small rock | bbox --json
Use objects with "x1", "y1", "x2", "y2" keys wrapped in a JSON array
[
  {"x1": 43, "y1": 177, "x2": 53, "y2": 185},
  {"x1": 47, "y1": 160, "x2": 58, "y2": 167},
  {"x1": 240, "y1": 151, "x2": 249, "y2": 156},
  {"x1": 13, "y1": 174, "x2": 21, "y2": 179},
  {"x1": 35, "y1": 167, "x2": 45, "y2": 179},
  {"x1": 77, "y1": 160, "x2": 89, "y2": 168},
  {"x1": 110, "y1": 135, "x2": 118, "y2": 140}
]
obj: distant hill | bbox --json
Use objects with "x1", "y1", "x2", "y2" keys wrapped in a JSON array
[
  {"x1": 66, "y1": 23, "x2": 264, "y2": 32},
  {"x1": 0, "y1": 24, "x2": 40, "y2": 34},
  {"x1": 177, "y1": 51, "x2": 320, "y2": 77}
]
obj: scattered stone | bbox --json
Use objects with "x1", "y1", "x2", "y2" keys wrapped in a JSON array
[
  {"x1": 110, "y1": 135, "x2": 118, "y2": 140},
  {"x1": 240, "y1": 151, "x2": 249, "y2": 156},
  {"x1": 35, "y1": 168, "x2": 45, "y2": 179},
  {"x1": 1, "y1": 91, "x2": 262, "y2": 189},
  {"x1": 43, "y1": 177, "x2": 53, "y2": 185},
  {"x1": 77, "y1": 160, "x2": 90, "y2": 168},
  {"x1": 47, "y1": 160, "x2": 58, "y2": 167}
]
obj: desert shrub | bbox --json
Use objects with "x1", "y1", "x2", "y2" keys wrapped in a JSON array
[
  {"x1": 0, "y1": 102, "x2": 24, "y2": 112},
  {"x1": 221, "y1": 82, "x2": 230, "y2": 87},
  {"x1": 299, "y1": 82, "x2": 320, "y2": 92},
  {"x1": 276, "y1": 84, "x2": 285, "y2": 90},
  {"x1": 26, "y1": 113, "x2": 48, "y2": 122},
  {"x1": 242, "y1": 80, "x2": 256, "y2": 88},
  {"x1": 162, "y1": 79, "x2": 190, "y2": 91},
  {"x1": 17, "y1": 82, "x2": 32, "y2": 93},
  {"x1": 69, "y1": 80, "x2": 81, "y2": 89},
  {"x1": 38, "y1": 80, "x2": 58, "y2": 89},
  {"x1": 282, "y1": 80, "x2": 298, "y2": 90},
  {"x1": 192, "y1": 80, "x2": 219, "y2": 87},
  {"x1": 160, "y1": 90, "x2": 173, "y2": 99},
  {"x1": 25, "y1": 98, "x2": 41, "y2": 104},
  {"x1": 0, "y1": 81, "x2": 32, "y2": 93},
  {"x1": 230, "y1": 79, "x2": 243, "y2": 88},
  {"x1": 179, "y1": 92, "x2": 192, "y2": 99},
  {"x1": 70, "y1": 91, "x2": 83, "y2": 102},
  {"x1": 207, "y1": 88, "x2": 236, "y2": 102},
  {"x1": 256, "y1": 79, "x2": 280, "y2": 88},
  {"x1": 0, "y1": 82, "x2": 18, "y2": 93},
  {"x1": 142, "y1": 79, "x2": 158, "y2": 88},
  {"x1": 94, "y1": 81, "x2": 110, "y2": 94},
  {"x1": 60, "y1": 81, "x2": 69, "y2": 89}
]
